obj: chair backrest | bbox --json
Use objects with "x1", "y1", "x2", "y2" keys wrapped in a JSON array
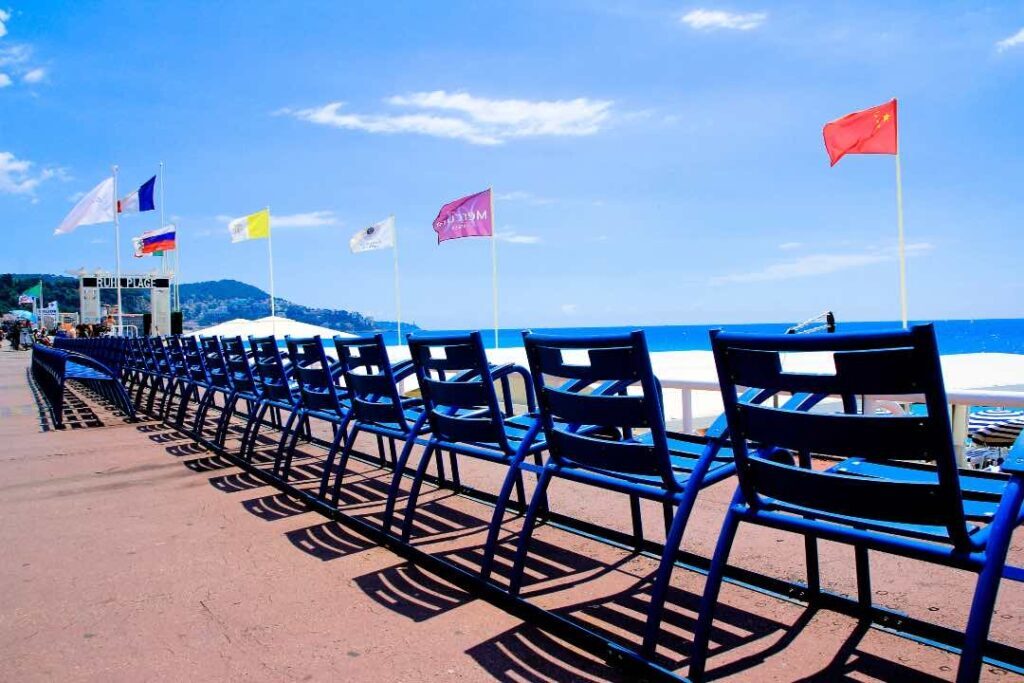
[
  {"x1": 249, "y1": 335, "x2": 294, "y2": 403},
  {"x1": 147, "y1": 336, "x2": 171, "y2": 374},
  {"x1": 221, "y1": 336, "x2": 259, "y2": 394},
  {"x1": 710, "y1": 324, "x2": 971, "y2": 548},
  {"x1": 334, "y1": 334, "x2": 407, "y2": 429},
  {"x1": 285, "y1": 336, "x2": 345, "y2": 414},
  {"x1": 181, "y1": 336, "x2": 209, "y2": 382},
  {"x1": 523, "y1": 330, "x2": 682, "y2": 489},
  {"x1": 407, "y1": 331, "x2": 513, "y2": 450},
  {"x1": 165, "y1": 335, "x2": 189, "y2": 378},
  {"x1": 199, "y1": 336, "x2": 233, "y2": 389}
]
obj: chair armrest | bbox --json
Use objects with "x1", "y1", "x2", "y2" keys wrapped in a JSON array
[
  {"x1": 1003, "y1": 433, "x2": 1024, "y2": 476},
  {"x1": 391, "y1": 360, "x2": 417, "y2": 383}
]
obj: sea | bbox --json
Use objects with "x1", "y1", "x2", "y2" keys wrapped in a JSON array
[{"x1": 381, "y1": 318, "x2": 1024, "y2": 355}]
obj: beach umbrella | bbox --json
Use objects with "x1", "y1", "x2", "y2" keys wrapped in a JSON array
[
  {"x1": 968, "y1": 408, "x2": 1024, "y2": 447},
  {"x1": 8, "y1": 309, "x2": 36, "y2": 322}
]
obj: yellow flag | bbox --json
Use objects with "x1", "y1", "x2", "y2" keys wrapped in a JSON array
[{"x1": 228, "y1": 208, "x2": 270, "y2": 243}]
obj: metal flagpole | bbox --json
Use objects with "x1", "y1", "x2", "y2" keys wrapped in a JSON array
[
  {"x1": 895, "y1": 152, "x2": 908, "y2": 329},
  {"x1": 159, "y1": 161, "x2": 166, "y2": 277},
  {"x1": 113, "y1": 165, "x2": 124, "y2": 336},
  {"x1": 266, "y1": 206, "x2": 276, "y2": 333},
  {"x1": 490, "y1": 188, "x2": 498, "y2": 349},
  {"x1": 391, "y1": 215, "x2": 402, "y2": 345}
]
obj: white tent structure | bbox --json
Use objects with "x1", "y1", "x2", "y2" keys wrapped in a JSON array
[{"x1": 191, "y1": 315, "x2": 357, "y2": 340}]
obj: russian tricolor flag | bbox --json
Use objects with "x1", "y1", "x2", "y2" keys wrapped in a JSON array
[
  {"x1": 118, "y1": 175, "x2": 157, "y2": 214},
  {"x1": 132, "y1": 224, "x2": 176, "y2": 257}
]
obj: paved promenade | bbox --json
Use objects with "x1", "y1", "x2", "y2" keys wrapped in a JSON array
[{"x1": 0, "y1": 345, "x2": 1020, "y2": 681}]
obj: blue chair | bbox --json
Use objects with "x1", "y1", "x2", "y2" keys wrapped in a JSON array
[
  {"x1": 160, "y1": 335, "x2": 192, "y2": 421},
  {"x1": 246, "y1": 335, "x2": 303, "y2": 465},
  {"x1": 274, "y1": 335, "x2": 352, "y2": 485},
  {"x1": 514, "y1": 330, "x2": 790, "y2": 657},
  {"x1": 325, "y1": 334, "x2": 427, "y2": 503},
  {"x1": 215, "y1": 335, "x2": 265, "y2": 453},
  {"x1": 168, "y1": 336, "x2": 212, "y2": 432},
  {"x1": 691, "y1": 324, "x2": 1024, "y2": 682},
  {"x1": 189, "y1": 336, "x2": 237, "y2": 444},
  {"x1": 382, "y1": 331, "x2": 542, "y2": 551}
]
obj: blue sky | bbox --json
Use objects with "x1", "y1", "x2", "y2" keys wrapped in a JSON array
[{"x1": 1, "y1": 1, "x2": 1022, "y2": 328}]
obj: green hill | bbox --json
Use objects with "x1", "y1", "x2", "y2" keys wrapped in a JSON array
[{"x1": 0, "y1": 274, "x2": 411, "y2": 334}]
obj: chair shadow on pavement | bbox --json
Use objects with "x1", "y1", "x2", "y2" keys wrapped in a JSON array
[
  {"x1": 286, "y1": 520, "x2": 376, "y2": 561},
  {"x1": 467, "y1": 623, "x2": 628, "y2": 683}
]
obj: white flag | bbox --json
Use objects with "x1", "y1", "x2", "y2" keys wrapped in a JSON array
[
  {"x1": 54, "y1": 177, "x2": 115, "y2": 235},
  {"x1": 349, "y1": 216, "x2": 395, "y2": 253}
]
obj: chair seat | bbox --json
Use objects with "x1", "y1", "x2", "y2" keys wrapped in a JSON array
[
  {"x1": 550, "y1": 432, "x2": 735, "y2": 495},
  {"x1": 65, "y1": 362, "x2": 113, "y2": 381}
]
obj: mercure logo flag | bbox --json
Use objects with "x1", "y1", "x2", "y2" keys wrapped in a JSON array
[{"x1": 432, "y1": 188, "x2": 493, "y2": 243}]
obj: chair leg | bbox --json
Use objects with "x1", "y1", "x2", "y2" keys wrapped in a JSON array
[
  {"x1": 957, "y1": 478, "x2": 1024, "y2": 683},
  {"x1": 330, "y1": 424, "x2": 363, "y2": 502},
  {"x1": 213, "y1": 392, "x2": 237, "y2": 448},
  {"x1": 854, "y1": 545, "x2": 872, "y2": 609},
  {"x1": 381, "y1": 428, "x2": 430, "y2": 535},
  {"x1": 435, "y1": 447, "x2": 447, "y2": 485},
  {"x1": 804, "y1": 534, "x2": 821, "y2": 598},
  {"x1": 689, "y1": 504, "x2": 743, "y2": 682},
  {"x1": 629, "y1": 494, "x2": 644, "y2": 552},
  {"x1": 480, "y1": 452, "x2": 531, "y2": 582},
  {"x1": 448, "y1": 451, "x2": 462, "y2": 491},
  {"x1": 272, "y1": 409, "x2": 303, "y2": 479},
  {"x1": 242, "y1": 402, "x2": 270, "y2": 463},
  {"x1": 192, "y1": 388, "x2": 216, "y2": 439},
  {"x1": 376, "y1": 434, "x2": 386, "y2": 467},
  {"x1": 400, "y1": 443, "x2": 440, "y2": 543},
  {"x1": 507, "y1": 466, "x2": 556, "y2": 597},
  {"x1": 317, "y1": 420, "x2": 351, "y2": 499},
  {"x1": 641, "y1": 494, "x2": 701, "y2": 658}
]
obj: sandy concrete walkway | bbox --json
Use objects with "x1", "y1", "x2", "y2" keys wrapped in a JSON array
[{"x1": 0, "y1": 345, "x2": 1020, "y2": 682}]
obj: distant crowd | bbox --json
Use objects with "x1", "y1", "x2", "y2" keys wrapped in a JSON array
[{"x1": 1, "y1": 320, "x2": 111, "y2": 351}]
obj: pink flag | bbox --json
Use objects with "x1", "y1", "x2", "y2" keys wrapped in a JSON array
[{"x1": 432, "y1": 188, "x2": 493, "y2": 243}]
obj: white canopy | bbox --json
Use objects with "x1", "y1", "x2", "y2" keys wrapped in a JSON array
[{"x1": 191, "y1": 315, "x2": 357, "y2": 340}]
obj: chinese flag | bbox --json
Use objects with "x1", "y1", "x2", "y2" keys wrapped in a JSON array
[{"x1": 823, "y1": 99, "x2": 898, "y2": 166}]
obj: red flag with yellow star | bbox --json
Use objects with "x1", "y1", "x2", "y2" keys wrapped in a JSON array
[{"x1": 823, "y1": 99, "x2": 898, "y2": 166}]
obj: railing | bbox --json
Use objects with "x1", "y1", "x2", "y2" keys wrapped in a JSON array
[{"x1": 661, "y1": 378, "x2": 1024, "y2": 466}]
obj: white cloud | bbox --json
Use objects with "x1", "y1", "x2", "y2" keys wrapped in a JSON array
[
  {"x1": 22, "y1": 67, "x2": 45, "y2": 83},
  {"x1": 67, "y1": 190, "x2": 86, "y2": 202},
  {"x1": 495, "y1": 190, "x2": 556, "y2": 205},
  {"x1": 711, "y1": 242, "x2": 933, "y2": 285},
  {"x1": 0, "y1": 44, "x2": 30, "y2": 68},
  {"x1": 496, "y1": 229, "x2": 541, "y2": 244},
  {"x1": 0, "y1": 73, "x2": 10, "y2": 87},
  {"x1": 778, "y1": 241, "x2": 803, "y2": 250},
  {"x1": 283, "y1": 90, "x2": 614, "y2": 146},
  {"x1": 0, "y1": 9, "x2": 9, "y2": 39},
  {"x1": 561, "y1": 303, "x2": 579, "y2": 315},
  {"x1": 0, "y1": 151, "x2": 59, "y2": 195},
  {"x1": 996, "y1": 27, "x2": 1024, "y2": 52},
  {"x1": 273, "y1": 210, "x2": 339, "y2": 228},
  {"x1": 680, "y1": 8, "x2": 766, "y2": 31}
]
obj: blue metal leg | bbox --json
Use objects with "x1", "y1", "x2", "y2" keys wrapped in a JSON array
[
  {"x1": 957, "y1": 477, "x2": 1024, "y2": 683},
  {"x1": 507, "y1": 466, "x2": 556, "y2": 597},
  {"x1": 271, "y1": 408, "x2": 303, "y2": 479},
  {"x1": 399, "y1": 442, "x2": 439, "y2": 543},
  {"x1": 689, "y1": 501, "x2": 743, "y2": 682},
  {"x1": 213, "y1": 392, "x2": 238, "y2": 448},
  {"x1": 855, "y1": 544, "x2": 872, "y2": 609},
  {"x1": 480, "y1": 451, "x2": 531, "y2": 582},
  {"x1": 629, "y1": 494, "x2": 644, "y2": 552},
  {"x1": 318, "y1": 418, "x2": 352, "y2": 499},
  {"x1": 381, "y1": 419, "x2": 429, "y2": 535},
  {"x1": 242, "y1": 401, "x2": 270, "y2": 463},
  {"x1": 328, "y1": 422, "x2": 361, "y2": 505}
]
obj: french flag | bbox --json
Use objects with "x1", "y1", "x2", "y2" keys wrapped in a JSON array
[{"x1": 118, "y1": 175, "x2": 157, "y2": 213}]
